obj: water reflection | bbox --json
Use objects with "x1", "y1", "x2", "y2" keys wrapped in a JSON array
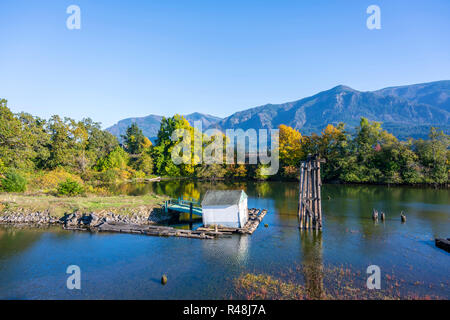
[
  {"x1": 0, "y1": 227, "x2": 43, "y2": 259},
  {"x1": 201, "y1": 235, "x2": 250, "y2": 266},
  {"x1": 300, "y1": 230, "x2": 324, "y2": 299}
]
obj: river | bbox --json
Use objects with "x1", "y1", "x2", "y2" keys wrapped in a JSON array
[{"x1": 0, "y1": 181, "x2": 449, "y2": 299}]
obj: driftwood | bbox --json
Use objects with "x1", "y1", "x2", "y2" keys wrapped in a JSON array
[{"x1": 435, "y1": 238, "x2": 450, "y2": 253}]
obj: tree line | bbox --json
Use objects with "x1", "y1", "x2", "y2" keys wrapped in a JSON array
[{"x1": 0, "y1": 98, "x2": 448, "y2": 194}]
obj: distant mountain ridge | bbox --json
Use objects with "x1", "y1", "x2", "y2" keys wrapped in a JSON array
[
  {"x1": 107, "y1": 113, "x2": 222, "y2": 143},
  {"x1": 106, "y1": 80, "x2": 450, "y2": 141}
]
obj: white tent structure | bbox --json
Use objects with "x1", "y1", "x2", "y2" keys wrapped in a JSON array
[{"x1": 201, "y1": 190, "x2": 249, "y2": 228}]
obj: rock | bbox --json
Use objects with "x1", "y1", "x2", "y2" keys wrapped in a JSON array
[
  {"x1": 161, "y1": 275, "x2": 167, "y2": 285},
  {"x1": 80, "y1": 214, "x2": 93, "y2": 225}
]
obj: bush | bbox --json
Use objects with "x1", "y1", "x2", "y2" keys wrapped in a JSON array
[
  {"x1": 0, "y1": 159, "x2": 6, "y2": 174},
  {"x1": 57, "y1": 179, "x2": 84, "y2": 196},
  {"x1": 33, "y1": 168, "x2": 83, "y2": 191},
  {"x1": 97, "y1": 168, "x2": 119, "y2": 184},
  {"x1": 0, "y1": 169, "x2": 27, "y2": 192},
  {"x1": 132, "y1": 170, "x2": 146, "y2": 179}
]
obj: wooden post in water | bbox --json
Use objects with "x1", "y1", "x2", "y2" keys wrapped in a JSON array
[
  {"x1": 298, "y1": 155, "x2": 325, "y2": 230},
  {"x1": 298, "y1": 162, "x2": 305, "y2": 229},
  {"x1": 189, "y1": 202, "x2": 194, "y2": 229}
]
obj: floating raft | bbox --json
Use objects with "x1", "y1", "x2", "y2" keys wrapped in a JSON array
[
  {"x1": 196, "y1": 208, "x2": 268, "y2": 235},
  {"x1": 63, "y1": 208, "x2": 267, "y2": 240},
  {"x1": 64, "y1": 223, "x2": 226, "y2": 239},
  {"x1": 435, "y1": 238, "x2": 450, "y2": 253}
]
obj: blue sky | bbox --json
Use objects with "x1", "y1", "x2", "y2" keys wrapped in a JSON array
[{"x1": 1, "y1": 0, "x2": 449, "y2": 128}]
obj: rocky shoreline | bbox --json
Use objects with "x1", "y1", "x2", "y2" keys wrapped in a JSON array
[
  {"x1": 0, "y1": 209, "x2": 225, "y2": 240},
  {"x1": 0, "y1": 208, "x2": 172, "y2": 231}
]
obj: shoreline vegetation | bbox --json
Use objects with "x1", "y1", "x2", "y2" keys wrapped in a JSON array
[
  {"x1": 233, "y1": 267, "x2": 446, "y2": 300},
  {"x1": 0, "y1": 98, "x2": 449, "y2": 200},
  {"x1": 0, "y1": 193, "x2": 167, "y2": 219}
]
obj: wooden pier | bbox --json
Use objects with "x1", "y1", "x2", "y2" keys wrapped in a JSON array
[
  {"x1": 64, "y1": 208, "x2": 268, "y2": 240},
  {"x1": 298, "y1": 155, "x2": 325, "y2": 230},
  {"x1": 163, "y1": 198, "x2": 203, "y2": 216}
]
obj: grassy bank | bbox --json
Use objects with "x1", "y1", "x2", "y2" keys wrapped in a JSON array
[{"x1": 0, "y1": 193, "x2": 168, "y2": 218}]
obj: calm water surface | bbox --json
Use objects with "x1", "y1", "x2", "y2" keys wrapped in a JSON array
[{"x1": 0, "y1": 181, "x2": 449, "y2": 299}]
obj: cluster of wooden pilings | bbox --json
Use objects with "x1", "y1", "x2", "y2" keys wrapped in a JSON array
[{"x1": 298, "y1": 156, "x2": 325, "y2": 230}]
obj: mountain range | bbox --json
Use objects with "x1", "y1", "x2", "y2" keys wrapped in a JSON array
[
  {"x1": 107, "y1": 113, "x2": 222, "y2": 143},
  {"x1": 106, "y1": 80, "x2": 450, "y2": 141}
]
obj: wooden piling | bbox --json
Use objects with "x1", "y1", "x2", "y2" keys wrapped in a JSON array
[
  {"x1": 298, "y1": 155, "x2": 325, "y2": 230},
  {"x1": 298, "y1": 162, "x2": 305, "y2": 229}
]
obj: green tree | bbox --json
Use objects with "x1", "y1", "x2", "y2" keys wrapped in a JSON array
[
  {"x1": 135, "y1": 152, "x2": 154, "y2": 175},
  {"x1": 96, "y1": 147, "x2": 129, "y2": 171},
  {"x1": 152, "y1": 115, "x2": 200, "y2": 177},
  {"x1": 122, "y1": 123, "x2": 148, "y2": 155},
  {"x1": 46, "y1": 115, "x2": 74, "y2": 169},
  {"x1": 0, "y1": 100, "x2": 35, "y2": 170},
  {"x1": 414, "y1": 128, "x2": 449, "y2": 184}
]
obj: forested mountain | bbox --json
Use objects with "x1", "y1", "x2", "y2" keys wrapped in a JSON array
[{"x1": 211, "y1": 81, "x2": 450, "y2": 139}]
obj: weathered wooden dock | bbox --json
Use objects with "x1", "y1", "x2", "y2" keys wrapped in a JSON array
[{"x1": 64, "y1": 208, "x2": 267, "y2": 240}]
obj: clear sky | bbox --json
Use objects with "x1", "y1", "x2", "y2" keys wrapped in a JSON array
[{"x1": 1, "y1": 0, "x2": 449, "y2": 128}]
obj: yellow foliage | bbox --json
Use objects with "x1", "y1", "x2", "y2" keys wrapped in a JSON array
[
  {"x1": 279, "y1": 125, "x2": 304, "y2": 167},
  {"x1": 234, "y1": 164, "x2": 247, "y2": 177},
  {"x1": 121, "y1": 169, "x2": 133, "y2": 180},
  {"x1": 319, "y1": 124, "x2": 345, "y2": 153},
  {"x1": 322, "y1": 124, "x2": 341, "y2": 137},
  {"x1": 142, "y1": 137, "x2": 152, "y2": 149},
  {"x1": 33, "y1": 168, "x2": 84, "y2": 191}
]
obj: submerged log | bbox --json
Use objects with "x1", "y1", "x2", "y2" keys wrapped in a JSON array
[
  {"x1": 401, "y1": 212, "x2": 407, "y2": 223},
  {"x1": 435, "y1": 239, "x2": 450, "y2": 253}
]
